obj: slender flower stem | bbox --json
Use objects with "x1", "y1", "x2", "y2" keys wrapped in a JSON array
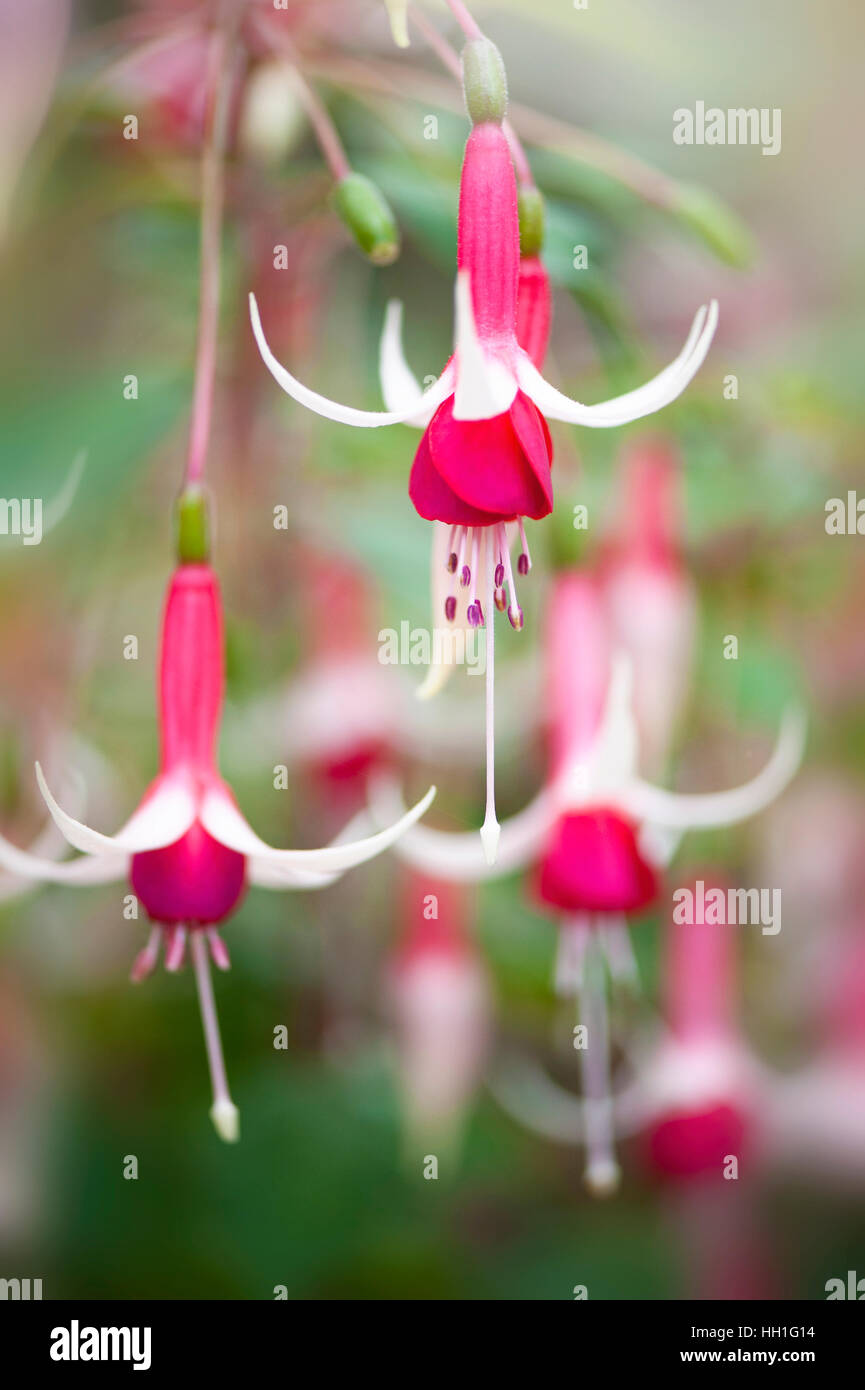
[
  {"x1": 410, "y1": 6, "x2": 535, "y2": 187},
  {"x1": 579, "y1": 930, "x2": 620, "y2": 1196},
  {"x1": 184, "y1": 1, "x2": 241, "y2": 488},
  {"x1": 191, "y1": 930, "x2": 239, "y2": 1142},
  {"x1": 251, "y1": 14, "x2": 351, "y2": 181},
  {"x1": 481, "y1": 532, "x2": 500, "y2": 864},
  {"x1": 445, "y1": 0, "x2": 483, "y2": 41}
]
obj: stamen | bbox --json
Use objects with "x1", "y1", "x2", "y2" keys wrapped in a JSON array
[
  {"x1": 444, "y1": 595, "x2": 457, "y2": 622},
  {"x1": 600, "y1": 914, "x2": 639, "y2": 989},
  {"x1": 446, "y1": 523, "x2": 459, "y2": 574},
  {"x1": 494, "y1": 587, "x2": 506, "y2": 612},
  {"x1": 207, "y1": 928, "x2": 231, "y2": 972},
  {"x1": 480, "y1": 530, "x2": 500, "y2": 865},
  {"x1": 578, "y1": 932, "x2": 620, "y2": 1197},
  {"x1": 517, "y1": 518, "x2": 532, "y2": 573},
  {"x1": 164, "y1": 924, "x2": 187, "y2": 973},
  {"x1": 457, "y1": 526, "x2": 470, "y2": 587},
  {"x1": 553, "y1": 914, "x2": 590, "y2": 997},
  {"x1": 499, "y1": 527, "x2": 522, "y2": 630},
  {"x1": 494, "y1": 562, "x2": 504, "y2": 587},
  {"x1": 130, "y1": 926, "x2": 162, "y2": 984},
  {"x1": 191, "y1": 930, "x2": 239, "y2": 1143}
]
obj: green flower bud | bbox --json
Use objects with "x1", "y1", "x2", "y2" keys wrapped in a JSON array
[
  {"x1": 332, "y1": 173, "x2": 400, "y2": 266},
  {"x1": 175, "y1": 485, "x2": 210, "y2": 564},
  {"x1": 461, "y1": 37, "x2": 508, "y2": 125},
  {"x1": 518, "y1": 186, "x2": 545, "y2": 257},
  {"x1": 672, "y1": 182, "x2": 754, "y2": 270}
]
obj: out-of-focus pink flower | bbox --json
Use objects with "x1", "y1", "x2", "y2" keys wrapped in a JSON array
[
  {"x1": 767, "y1": 928, "x2": 865, "y2": 1183},
  {"x1": 0, "y1": 560, "x2": 434, "y2": 1141},
  {"x1": 370, "y1": 574, "x2": 803, "y2": 1190},
  {"x1": 642, "y1": 875, "x2": 756, "y2": 1182},
  {"x1": 389, "y1": 872, "x2": 490, "y2": 1151},
  {"x1": 601, "y1": 438, "x2": 697, "y2": 775}
]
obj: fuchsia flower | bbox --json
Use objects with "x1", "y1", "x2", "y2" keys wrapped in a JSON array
[
  {"x1": 600, "y1": 439, "x2": 697, "y2": 776},
  {"x1": 388, "y1": 872, "x2": 489, "y2": 1152},
  {"x1": 248, "y1": 35, "x2": 718, "y2": 858},
  {"x1": 642, "y1": 876, "x2": 756, "y2": 1181},
  {"x1": 0, "y1": 552, "x2": 434, "y2": 1141},
  {"x1": 370, "y1": 572, "x2": 803, "y2": 1190}
]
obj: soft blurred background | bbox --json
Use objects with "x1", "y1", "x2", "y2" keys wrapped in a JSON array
[{"x1": 0, "y1": 0, "x2": 863, "y2": 1299}]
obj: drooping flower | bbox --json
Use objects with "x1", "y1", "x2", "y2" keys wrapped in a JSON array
[
  {"x1": 368, "y1": 572, "x2": 804, "y2": 1190},
  {"x1": 248, "y1": 35, "x2": 718, "y2": 859},
  {"x1": 0, "y1": 498, "x2": 435, "y2": 1142},
  {"x1": 600, "y1": 438, "x2": 697, "y2": 776},
  {"x1": 388, "y1": 871, "x2": 489, "y2": 1156},
  {"x1": 641, "y1": 875, "x2": 757, "y2": 1182}
]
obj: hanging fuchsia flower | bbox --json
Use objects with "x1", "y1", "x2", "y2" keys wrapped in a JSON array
[
  {"x1": 601, "y1": 439, "x2": 697, "y2": 776},
  {"x1": 388, "y1": 871, "x2": 489, "y2": 1153},
  {"x1": 643, "y1": 875, "x2": 756, "y2": 1181},
  {"x1": 248, "y1": 34, "x2": 717, "y2": 859},
  {"x1": 0, "y1": 499, "x2": 435, "y2": 1143},
  {"x1": 368, "y1": 572, "x2": 803, "y2": 1190}
]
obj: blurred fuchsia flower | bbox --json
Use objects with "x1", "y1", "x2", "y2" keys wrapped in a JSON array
[
  {"x1": 371, "y1": 573, "x2": 803, "y2": 1190},
  {"x1": 601, "y1": 439, "x2": 697, "y2": 776},
  {"x1": 248, "y1": 32, "x2": 718, "y2": 861},
  {"x1": 767, "y1": 928, "x2": 865, "y2": 1183},
  {"x1": 0, "y1": 543, "x2": 434, "y2": 1142},
  {"x1": 642, "y1": 876, "x2": 756, "y2": 1182},
  {"x1": 388, "y1": 872, "x2": 490, "y2": 1153}
]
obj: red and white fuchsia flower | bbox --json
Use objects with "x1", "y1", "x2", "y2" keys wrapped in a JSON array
[
  {"x1": 0, "y1": 522, "x2": 434, "y2": 1142},
  {"x1": 370, "y1": 572, "x2": 803, "y2": 1190},
  {"x1": 600, "y1": 438, "x2": 697, "y2": 777},
  {"x1": 641, "y1": 875, "x2": 758, "y2": 1182},
  {"x1": 248, "y1": 35, "x2": 718, "y2": 862}
]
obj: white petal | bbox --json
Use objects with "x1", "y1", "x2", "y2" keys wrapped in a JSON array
[
  {"x1": 42, "y1": 450, "x2": 87, "y2": 534},
  {"x1": 623, "y1": 706, "x2": 806, "y2": 830},
  {"x1": 452, "y1": 271, "x2": 518, "y2": 421},
  {"x1": 35, "y1": 764, "x2": 197, "y2": 856},
  {"x1": 250, "y1": 291, "x2": 453, "y2": 427},
  {"x1": 366, "y1": 773, "x2": 555, "y2": 880},
  {"x1": 201, "y1": 783, "x2": 437, "y2": 875},
  {"x1": 248, "y1": 860, "x2": 338, "y2": 891},
  {"x1": 517, "y1": 300, "x2": 718, "y2": 428},
  {"x1": 0, "y1": 831, "x2": 127, "y2": 887},
  {"x1": 378, "y1": 301, "x2": 437, "y2": 428}
]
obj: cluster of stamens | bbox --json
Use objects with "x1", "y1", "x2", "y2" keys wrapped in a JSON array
[
  {"x1": 131, "y1": 924, "x2": 231, "y2": 982},
  {"x1": 444, "y1": 521, "x2": 531, "y2": 630}
]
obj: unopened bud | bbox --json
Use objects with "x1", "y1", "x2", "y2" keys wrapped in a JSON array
[
  {"x1": 518, "y1": 186, "x2": 545, "y2": 257},
  {"x1": 461, "y1": 37, "x2": 508, "y2": 126},
  {"x1": 332, "y1": 173, "x2": 400, "y2": 266},
  {"x1": 239, "y1": 61, "x2": 307, "y2": 166},
  {"x1": 175, "y1": 485, "x2": 210, "y2": 564}
]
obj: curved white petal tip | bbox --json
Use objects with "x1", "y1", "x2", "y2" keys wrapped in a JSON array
[
  {"x1": 384, "y1": 0, "x2": 410, "y2": 47},
  {"x1": 249, "y1": 291, "x2": 451, "y2": 428},
  {"x1": 415, "y1": 663, "x2": 451, "y2": 701},
  {"x1": 584, "y1": 1156, "x2": 621, "y2": 1198},
  {"x1": 480, "y1": 815, "x2": 500, "y2": 866},
  {"x1": 379, "y1": 300, "x2": 436, "y2": 428},
  {"x1": 517, "y1": 299, "x2": 719, "y2": 429},
  {"x1": 35, "y1": 762, "x2": 195, "y2": 856},
  {"x1": 210, "y1": 1099, "x2": 240, "y2": 1144}
]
